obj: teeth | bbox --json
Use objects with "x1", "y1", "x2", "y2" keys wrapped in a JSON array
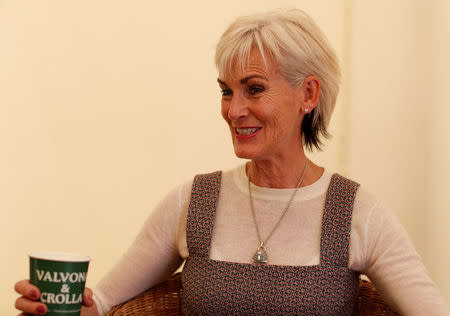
[{"x1": 236, "y1": 128, "x2": 259, "y2": 135}]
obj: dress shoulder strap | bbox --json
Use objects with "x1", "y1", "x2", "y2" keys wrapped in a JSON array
[
  {"x1": 186, "y1": 171, "x2": 222, "y2": 258},
  {"x1": 320, "y1": 173, "x2": 360, "y2": 266}
]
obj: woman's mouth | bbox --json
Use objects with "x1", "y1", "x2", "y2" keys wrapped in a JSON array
[{"x1": 234, "y1": 127, "x2": 261, "y2": 138}]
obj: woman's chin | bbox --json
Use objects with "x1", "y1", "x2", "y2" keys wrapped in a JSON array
[{"x1": 233, "y1": 147, "x2": 259, "y2": 160}]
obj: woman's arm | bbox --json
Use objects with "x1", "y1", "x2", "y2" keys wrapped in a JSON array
[
  {"x1": 361, "y1": 201, "x2": 450, "y2": 315},
  {"x1": 92, "y1": 181, "x2": 191, "y2": 315}
]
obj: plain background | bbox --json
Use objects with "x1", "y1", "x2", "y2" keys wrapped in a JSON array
[{"x1": 2, "y1": 0, "x2": 449, "y2": 314}]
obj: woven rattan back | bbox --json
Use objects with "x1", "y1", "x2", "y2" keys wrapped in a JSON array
[
  {"x1": 106, "y1": 273, "x2": 398, "y2": 315},
  {"x1": 106, "y1": 273, "x2": 182, "y2": 316},
  {"x1": 354, "y1": 279, "x2": 399, "y2": 315}
]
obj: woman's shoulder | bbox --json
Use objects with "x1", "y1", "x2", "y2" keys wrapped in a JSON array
[
  {"x1": 168, "y1": 165, "x2": 242, "y2": 202},
  {"x1": 354, "y1": 184, "x2": 382, "y2": 215},
  {"x1": 345, "y1": 177, "x2": 404, "y2": 253},
  {"x1": 327, "y1": 172, "x2": 381, "y2": 208},
  {"x1": 326, "y1": 171, "x2": 392, "y2": 222}
]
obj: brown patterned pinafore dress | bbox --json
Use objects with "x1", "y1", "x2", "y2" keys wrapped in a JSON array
[{"x1": 181, "y1": 171, "x2": 360, "y2": 315}]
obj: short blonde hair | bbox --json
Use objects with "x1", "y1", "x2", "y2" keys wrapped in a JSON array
[{"x1": 215, "y1": 9, "x2": 340, "y2": 151}]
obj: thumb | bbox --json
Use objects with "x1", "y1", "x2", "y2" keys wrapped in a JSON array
[{"x1": 82, "y1": 287, "x2": 94, "y2": 307}]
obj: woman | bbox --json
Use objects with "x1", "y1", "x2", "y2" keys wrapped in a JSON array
[{"x1": 15, "y1": 8, "x2": 450, "y2": 315}]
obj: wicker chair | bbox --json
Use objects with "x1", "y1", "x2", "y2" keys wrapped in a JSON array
[{"x1": 106, "y1": 273, "x2": 398, "y2": 315}]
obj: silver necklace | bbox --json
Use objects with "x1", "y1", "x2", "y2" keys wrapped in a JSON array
[{"x1": 248, "y1": 160, "x2": 308, "y2": 264}]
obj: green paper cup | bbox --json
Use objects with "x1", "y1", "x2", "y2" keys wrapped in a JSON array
[{"x1": 29, "y1": 252, "x2": 91, "y2": 316}]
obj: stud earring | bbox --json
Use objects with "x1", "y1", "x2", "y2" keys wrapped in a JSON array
[{"x1": 305, "y1": 108, "x2": 309, "y2": 113}]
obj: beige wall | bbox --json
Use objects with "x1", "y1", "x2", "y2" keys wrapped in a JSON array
[
  {"x1": 427, "y1": 0, "x2": 450, "y2": 300},
  {"x1": 345, "y1": 0, "x2": 450, "y2": 298},
  {"x1": 1, "y1": 0, "x2": 449, "y2": 314}
]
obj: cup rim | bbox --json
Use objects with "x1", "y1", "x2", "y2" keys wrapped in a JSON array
[{"x1": 28, "y1": 251, "x2": 91, "y2": 262}]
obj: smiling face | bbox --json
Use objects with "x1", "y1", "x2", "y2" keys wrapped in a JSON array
[{"x1": 218, "y1": 49, "x2": 306, "y2": 162}]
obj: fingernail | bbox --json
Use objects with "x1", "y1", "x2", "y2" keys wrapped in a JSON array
[
  {"x1": 30, "y1": 290, "x2": 38, "y2": 299},
  {"x1": 36, "y1": 305, "x2": 46, "y2": 313}
]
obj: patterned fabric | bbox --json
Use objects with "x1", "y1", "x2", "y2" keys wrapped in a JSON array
[{"x1": 182, "y1": 171, "x2": 360, "y2": 315}]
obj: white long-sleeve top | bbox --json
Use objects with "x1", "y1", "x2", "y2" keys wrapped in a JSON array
[{"x1": 93, "y1": 165, "x2": 450, "y2": 315}]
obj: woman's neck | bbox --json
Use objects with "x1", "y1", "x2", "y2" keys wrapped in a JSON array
[{"x1": 246, "y1": 155, "x2": 324, "y2": 189}]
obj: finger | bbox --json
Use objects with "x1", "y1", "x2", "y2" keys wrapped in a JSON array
[
  {"x1": 15, "y1": 296, "x2": 47, "y2": 315},
  {"x1": 14, "y1": 280, "x2": 41, "y2": 300},
  {"x1": 83, "y1": 287, "x2": 94, "y2": 307}
]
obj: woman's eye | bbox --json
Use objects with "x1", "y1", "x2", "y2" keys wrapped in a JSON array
[
  {"x1": 249, "y1": 85, "x2": 264, "y2": 95},
  {"x1": 221, "y1": 89, "x2": 232, "y2": 96}
]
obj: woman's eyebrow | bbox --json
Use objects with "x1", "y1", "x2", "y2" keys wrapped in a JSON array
[
  {"x1": 217, "y1": 75, "x2": 267, "y2": 86},
  {"x1": 217, "y1": 78, "x2": 228, "y2": 86},
  {"x1": 239, "y1": 75, "x2": 267, "y2": 84}
]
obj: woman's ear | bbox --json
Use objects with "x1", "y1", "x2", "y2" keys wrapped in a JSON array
[{"x1": 299, "y1": 75, "x2": 320, "y2": 114}]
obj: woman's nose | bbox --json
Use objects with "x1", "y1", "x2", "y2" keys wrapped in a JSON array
[{"x1": 227, "y1": 93, "x2": 249, "y2": 121}]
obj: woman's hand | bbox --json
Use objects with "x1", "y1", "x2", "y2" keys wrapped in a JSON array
[
  {"x1": 15, "y1": 279, "x2": 47, "y2": 315},
  {"x1": 14, "y1": 279, "x2": 97, "y2": 315}
]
